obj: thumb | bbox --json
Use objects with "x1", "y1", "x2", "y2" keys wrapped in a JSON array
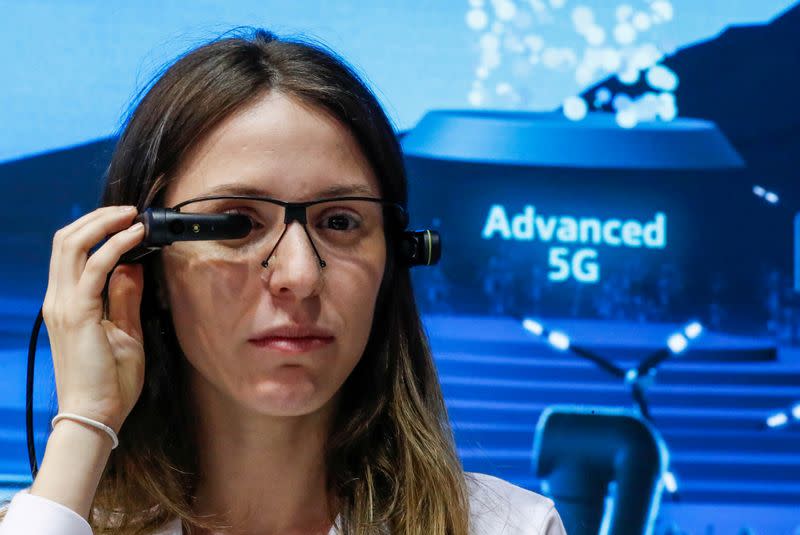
[{"x1": 108, "y1": 263, "x2": 145, "y2": 345}]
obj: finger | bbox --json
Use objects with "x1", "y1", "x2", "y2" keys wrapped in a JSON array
[
  {"x1": 45, "y1": 205, "x2": 134, "y2": 321},
  {"x1": 107, "y1": 263, "x2": 145, "y2": 345},
  {"x1": 57, "y1": 206, "x2": 139, "y2": 295},
  {"x1": 77, "y1": 221, "x2": 145, "y2": 302}
]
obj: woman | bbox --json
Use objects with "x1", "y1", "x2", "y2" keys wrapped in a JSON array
[{"x1": 0, "y1": 29, "x2": 566, "y2": 534}]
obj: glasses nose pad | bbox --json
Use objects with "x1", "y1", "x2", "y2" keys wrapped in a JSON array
[{"x1": 260, "y1": 223, "x2": 327, "y2": 269}]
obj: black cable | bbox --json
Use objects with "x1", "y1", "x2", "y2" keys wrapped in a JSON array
[
  {"x1": 511, "y1": 312, "x2": 627, "y2": 378},
  {"x1": 27, "y1": 307, "x2": 43, "y2": 479},
  {"x1": 568, "y1": 343, "x2": 627, "y2": 379},
  {"x1": 637, "y1": 347, "x2": 672, "y2": 377}
]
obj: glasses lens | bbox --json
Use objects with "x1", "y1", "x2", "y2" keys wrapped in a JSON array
[{"x1": 169, "y1": 197, "x2": 385, "y2": 265}]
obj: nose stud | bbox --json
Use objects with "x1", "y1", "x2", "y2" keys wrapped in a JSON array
[
  {"x1": 260, "y1": 221, "x2": 327, "y2": 270},
  {"x1": 260, "y1": 254, "x2": 327, "y2": 269}
]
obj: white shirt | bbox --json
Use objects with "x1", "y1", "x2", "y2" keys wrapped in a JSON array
[{"x1": 0, "y1": 472, "x2": 566, "y2": 534}]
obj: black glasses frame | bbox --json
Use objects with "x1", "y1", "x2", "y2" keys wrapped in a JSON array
[
  {"x1": 172, "y1": 194, "x2": 408, "y2": 226},
  {"x1": 172, "y1": 194, "x2": 409, "y2": 269}
]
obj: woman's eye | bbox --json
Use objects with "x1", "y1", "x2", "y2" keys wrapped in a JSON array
[
  {"x1": 324, "y1": 213, "x2": 360, "y2": 231},
  {"x1": 224, "y1": 208, "x2": 263, "y2": 229}
]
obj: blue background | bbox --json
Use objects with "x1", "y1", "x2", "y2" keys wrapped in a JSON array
[
  {"x1": 2, "y1": 2, "x2": 799, "y2": 534},
  {"x1": 0, "y1": 0, "x2": 796, "y2": 163}
]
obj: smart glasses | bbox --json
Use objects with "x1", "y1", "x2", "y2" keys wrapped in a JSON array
[{"x1": 121, "y1": 194, "x2": 406, "y2": 269}]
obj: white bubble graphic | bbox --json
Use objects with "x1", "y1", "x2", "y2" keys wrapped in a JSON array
[
  {"x1": 562, "y1": 48, "x2": 578, "y2": 66},
  {"x1": 646, "y1": 64, "x2": 678, "y2": 91},
  {"x1": 658, "y1": 91, "x2": 676, "y2": 107},
  {"x1": 469, "y1": 90, "x2": 485, "y2": 106},
  {"x1": 616, "y1": 108, "x2": 638, "y2": 128},
  {"x1": 530, "y1": 0, "x2": 548, "y2": 12},
  {"x1": 481, "y1": 50, "x2": 502, "y2": 69},
  {"x1": 613, "y1": 94, "x2": 633, "y2": 112},
  {"x1": 630, "y1": 43, "x2": 663, "y2": 70},
  {"x1": 601, "y1": 48, "x2": 622, "y2": 71},
  {"x1": 595, "y1": 87, "x2": 612, "y2": 106},
  {"x1": 636, "y1": 91, "x2": 660, "y2": 121},
  {"x1": 614, "y1": 23, "x2": 637, "y2": 45},
  {"x1": 539, "y1": 47, "x2": 577, "y2": 70},
  {"x1": 658, "y1": 104, "x2": 677, "y2": 121},
  {"x1": 480, "y1": 32, "x2": 500, "y2": 50},
  {"x1": 616, "y1": 4, "x2": 634, "y2": 21},
  {"x1": 495, "y1": 1, "x2": 518, "y2": 21},
  {"x1": 651, "y1": 0, "x2": 674, "y2": 22},
  {"x1": 582, "y1": 47, "x2": 600, "y2": 69},
  {"x1": 585, "y1": 25, "x2": 606, "y2": 45},
  {"x1": 657, "y1": 94, "x2": 677, "y2": 120},
  {"x1": 572, "y1": 6, "x2": 595, "y2": 32},
  {"x1": 467, "y1": 9, "x2": 490, "y2": 30},
  {"x1": 524, "y1": 33, "x2": 545, "y2": 51},
  {"x1": 575, "y1": 65, "x2": 594, "y2": 85},
  {"x1": 542, "y1": 48, "x2": 559, "y2": 69},
  {"x1": 618, "y1": 68, "x2": 639, "y2": 85},
  {"x1": 632, "y1": 12, "x2": 652, "y2": 31},
  {"x1": 464, "y1": 0, "x2": 678, "y2": 123},
  {"x1": 496, "y1": 82, "x2": 513, "y2": 95},
  {"x1": 563, "y1": 96, "x2": 588, "y2": 121}
]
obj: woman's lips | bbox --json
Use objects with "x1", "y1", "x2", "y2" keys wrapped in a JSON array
[{"x1": 248, "y1": 336, "x2": 334, "y2": 353}]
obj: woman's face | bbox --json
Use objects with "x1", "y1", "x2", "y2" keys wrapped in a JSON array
[{"x1": 159, "y1": 91, "x2": 386, "y2": 418}]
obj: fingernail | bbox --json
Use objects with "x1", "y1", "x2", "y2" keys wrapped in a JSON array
[
  {"x1": 127, "y1": 222, "x2": 144, "y2": 232},
  {"x1": 118, "y1": 205, "x2": 136, "y2": 213}
]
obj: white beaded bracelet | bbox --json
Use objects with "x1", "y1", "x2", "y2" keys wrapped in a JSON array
[{"x1": 51, "y1": 412, "x2": 119, "y2": 449}]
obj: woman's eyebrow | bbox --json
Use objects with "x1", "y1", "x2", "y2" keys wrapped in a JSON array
[{"x1": 199, "y1": 182, "x2": 376, "y2": 198}]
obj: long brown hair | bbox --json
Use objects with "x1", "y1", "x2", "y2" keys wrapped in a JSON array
[{"x1": 63, "y1": 28, "x2": 469, "y2": 534}]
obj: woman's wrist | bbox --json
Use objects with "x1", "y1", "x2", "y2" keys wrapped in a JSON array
[
  {"x1": 29, "y1": 418, "x2": 114, "y2": 520},
  {"x1": 52, "y1": 412, "x2": 119, "y2": 449}
]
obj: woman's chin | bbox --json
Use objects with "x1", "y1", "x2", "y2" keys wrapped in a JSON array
[{"x1": 245, "y1": 367, "x2": 329, "y2": 416}]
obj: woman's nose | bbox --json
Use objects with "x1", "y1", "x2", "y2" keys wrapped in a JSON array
[{"x1": 262, "y1": 222, "x2": 325, "y2": 298}]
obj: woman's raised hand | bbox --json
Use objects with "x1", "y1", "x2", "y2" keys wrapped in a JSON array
[{"x1": 42, "y1": 205, "x2": 149, "y2": 435}]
